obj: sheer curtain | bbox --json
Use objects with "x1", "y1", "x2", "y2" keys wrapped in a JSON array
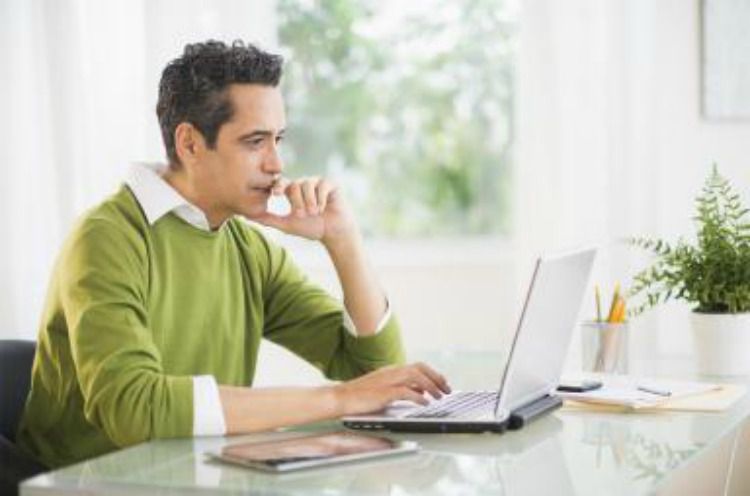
[
  {"x1": 0, "y1": 0, "x2": 276, "y2": 338},
  {"x1": 516, "y1": 0, "x2": 750, "y2": 357}
]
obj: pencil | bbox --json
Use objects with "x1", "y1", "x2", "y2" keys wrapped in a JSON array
[
  {"x1": 606, "y1": 283, "x2": 621, "y2": 322},
  {"x1": 595, "y1": 285, "x2": 602, "y2": 322},
  {"x1": 609, "y1": 296, "x2": 627, "y2": 323}
]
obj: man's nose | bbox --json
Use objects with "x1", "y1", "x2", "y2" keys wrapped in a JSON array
[{"x1": 263, "y1": 143, "x2": 283, "y2": 174}]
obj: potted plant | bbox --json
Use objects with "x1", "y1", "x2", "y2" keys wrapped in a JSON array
[{"x1": 629, "y1": 165, "x2": 750, "y2": 375}]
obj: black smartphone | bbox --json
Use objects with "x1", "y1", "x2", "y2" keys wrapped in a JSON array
[{"x1": 556, "y1": 380, "x2": 603, "y2": 393}]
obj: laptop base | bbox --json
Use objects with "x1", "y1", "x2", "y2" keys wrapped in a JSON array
[
  {"x1": 343, "y1": 419, "x2": 508, "y2": 434},
  {"x1": 343, "y1": 394, "x2": 562, "y2": 434}
]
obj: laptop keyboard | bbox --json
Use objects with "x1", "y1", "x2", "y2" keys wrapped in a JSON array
[{"x1": 404, "y1": 391, "x2": 497, "y2": 419}]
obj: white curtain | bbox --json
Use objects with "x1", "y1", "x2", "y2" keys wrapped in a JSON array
[
  {"x1": 0, "y1": 0, "x2": 276, "y2": 338},
  {"x1": 516, "y1": 0, "x2": 750, "y2": 356}
]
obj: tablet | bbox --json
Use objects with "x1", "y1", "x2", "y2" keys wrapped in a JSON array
[{"x1": 207, "y1": 431, "x2": 419, "y2": 473}]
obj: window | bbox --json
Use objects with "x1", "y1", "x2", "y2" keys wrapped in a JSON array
[{"x1": 277, "y1": 0, "x2": 517, "y2": 237}]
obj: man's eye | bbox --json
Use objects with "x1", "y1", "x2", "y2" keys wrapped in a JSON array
[
  {"x1": 275, "y1": 136, "x2": 284, "y2": 144},
  {"x1": 246, "y1": 139, "x2": 264, "y2": 147}
]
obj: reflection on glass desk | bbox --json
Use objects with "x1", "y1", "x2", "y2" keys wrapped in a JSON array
[{"x1": 21, "y1": 351, "x2": 750, "y2": 495}]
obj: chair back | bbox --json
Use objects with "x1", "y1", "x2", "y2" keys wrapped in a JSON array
[
  {"x1": 0, "y1": 340, "x2": 46, "y2": 496},
  {"x1": 0, "y1": 340, "x2": 36, "y2": 441}
]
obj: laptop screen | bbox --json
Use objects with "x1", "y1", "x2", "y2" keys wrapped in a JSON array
[{"x1": 493, "y1": 248, "x2": 596, "y2": 415}]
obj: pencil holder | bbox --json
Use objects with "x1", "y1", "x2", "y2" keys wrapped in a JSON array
[{"x1": 581, "y1": 321, "x2": 629, "y2": 374}]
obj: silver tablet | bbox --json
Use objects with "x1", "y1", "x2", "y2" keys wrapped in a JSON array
[{"x1": 207, "y1": 431, "x2": 419, "y2": 473}]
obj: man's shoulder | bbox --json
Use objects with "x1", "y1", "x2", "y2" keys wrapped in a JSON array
[{"x1": 67, "y1": 185, "x2": 149, "y2": 251}]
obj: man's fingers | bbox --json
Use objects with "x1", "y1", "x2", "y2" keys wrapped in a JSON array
[
  {"x1": 286, "y1": 181, "x2": 306, "y2": 217},
  {"x1": 370, "y1": 362, "x2": 450, "y2": 400},
  {"x1": 268, "y1": 177, "x2": 338, "y2": 217},
  {"x1": 280, "y1": 178, "x2": 326, "y2": 217},
  {"x1": 301, "y1": 178, "x2": 319, "y2": 215},
  {"x1": 271, "y1": 176, "x2": 290, "y2": 195},
  {"x1": 413, "y1": 373, "x2": 445, "y2": 400},
  {"x1": 316, "y1": 179, "x2": 335, "y2": 213},
  {"x1": 414, "y1": 362, "x2": 452, "y2": 394},
  {"x1": 396, "y1": 387, "x2": 429, "y2": 406},
  {"x1": 398, "y1": 366, "x2": 445, "y2": 400}
]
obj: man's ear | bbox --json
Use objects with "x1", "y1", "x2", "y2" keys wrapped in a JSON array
[{"x1": 174, "y1": 122, "x2": 206, "y2": 165}]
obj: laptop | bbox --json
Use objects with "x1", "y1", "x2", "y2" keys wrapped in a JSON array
[{"x1": 342, "y1": 247, "x2": 596, "y2": 433}]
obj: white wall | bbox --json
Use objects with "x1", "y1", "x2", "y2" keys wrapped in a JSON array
[{"x1": 639, "y1": 0, "x2": 750, "y2": 356}]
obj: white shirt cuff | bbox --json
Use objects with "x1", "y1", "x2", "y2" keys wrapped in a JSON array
[
  {"x1": 192, "y1": 375, "x2": 227, "y2": 436},
  {"x1": 343, "y1": 299, "x2": 392, "y2": 337}
]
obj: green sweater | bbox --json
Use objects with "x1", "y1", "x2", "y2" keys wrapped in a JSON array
[{"x1": 17, "y1": 186, "x2": 404, "y2": 468}]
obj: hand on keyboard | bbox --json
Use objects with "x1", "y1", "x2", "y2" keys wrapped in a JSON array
[{"x1": 334, "y1": 362, "x2": 452, "y2": 416}]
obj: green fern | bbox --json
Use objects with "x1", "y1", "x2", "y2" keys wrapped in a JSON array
[{"x1": 628, "y1": 165, "x2": 750, "y2": 317}]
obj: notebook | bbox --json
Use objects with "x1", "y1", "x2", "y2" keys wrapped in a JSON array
[
  {"x1": 342, "y1": 247, "x2": 597, "y2": 433},
  {"x1": 559, "y1": 376, "x2": 747, "y2": 412}
]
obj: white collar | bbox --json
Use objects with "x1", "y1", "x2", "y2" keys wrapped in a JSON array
[{"x1": 125, "y1": 162, "x2": 213, "y2": 231}]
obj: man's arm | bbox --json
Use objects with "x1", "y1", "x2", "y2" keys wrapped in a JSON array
[
  {"x1": 62, "y1": 219, "x2": 194, "y2": 446},
  {"x1": 255, "y1": 176, "x2": 387, "y2": 335},
  {"x1": 220, "y1": 362, "x2": 450, "y2": 434},
  {"x1": 324, "y1": 231, "x2": 386, "y2": 336},
  {"x1": 219, "y1": 176, "x2": 450, "y2": 435}
]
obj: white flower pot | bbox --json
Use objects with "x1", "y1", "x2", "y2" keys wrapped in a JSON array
[{"x1": 691, "y1": 312, "x2": 750, "y2": 376}]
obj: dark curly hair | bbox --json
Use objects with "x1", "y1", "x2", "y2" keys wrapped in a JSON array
[{"x1": 156, "y1": 40, "x2": 283, "y2": 166}]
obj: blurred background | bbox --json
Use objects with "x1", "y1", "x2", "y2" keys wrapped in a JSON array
[{"x1": 1, "y1": 0, "x2": 749, "y2": 384}]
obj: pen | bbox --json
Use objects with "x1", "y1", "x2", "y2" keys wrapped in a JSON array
[
  {"x1": 595, "y1": 285, "x2": 602, "y2": 322},
  {"x1": 637, "y1": 385, "x2": 671, "y2": 397}
]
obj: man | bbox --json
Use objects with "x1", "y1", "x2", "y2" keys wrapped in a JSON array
[{"x1": 17, "y1": 40, "x2": 450, "y2": 469}]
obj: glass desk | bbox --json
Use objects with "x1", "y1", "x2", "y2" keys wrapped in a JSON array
[{"x1": 20, "y1": 352, "x2": 750, "y2": 495}]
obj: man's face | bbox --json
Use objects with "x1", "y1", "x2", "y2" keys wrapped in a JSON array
[{"x1": 195, "y1": 83, "x2": 286, "y2": 221}]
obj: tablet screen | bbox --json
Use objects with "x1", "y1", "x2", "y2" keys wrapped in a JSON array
[{"x1": 214, "y1": 431, "x2": 416, "y2": 472}]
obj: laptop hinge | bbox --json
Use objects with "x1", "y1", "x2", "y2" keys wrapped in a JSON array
[{"x1": 507, "y1": 395, "x2": 562, "y2": 430}]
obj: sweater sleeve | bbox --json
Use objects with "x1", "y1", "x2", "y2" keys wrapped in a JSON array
[
  {"x1": 255, "y1": 232, "x2": 405, "y2": 381},
  {"x1": 60, "y1": 219, "x2": 193, "y2": 447}
]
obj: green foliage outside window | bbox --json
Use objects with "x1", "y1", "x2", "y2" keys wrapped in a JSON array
[{"x1": 277, "y1": 0, "x2": 516, "y2": 237}]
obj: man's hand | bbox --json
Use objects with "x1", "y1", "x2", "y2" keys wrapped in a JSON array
[
  {"x1": 253, "y1": 175, "x2": 387, "y2": 335},
  {"x1": 333, "y1": 362, "x2": 452, "y2": 416},
  {"x1": 253, "y1": 176, "x2": 357, "y2": 246}
]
